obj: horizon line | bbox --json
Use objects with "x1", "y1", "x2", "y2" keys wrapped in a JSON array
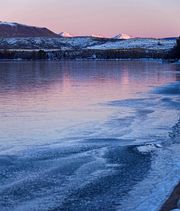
[{"x1": 0, "y1": 20, "x2": 179, "y2": 39}]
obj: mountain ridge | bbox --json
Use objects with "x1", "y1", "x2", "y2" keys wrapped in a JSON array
[
  {"x1": 0, "y1": 21, "x2": 178, "y2": 40},
  {"x1": 0, "y1": 21, "x2": 58, "y2": 38}
]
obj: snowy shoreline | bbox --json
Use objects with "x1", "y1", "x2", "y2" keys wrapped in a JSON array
[{"x1": 118, "y1": 117, "x2": 180, "y2": 211}]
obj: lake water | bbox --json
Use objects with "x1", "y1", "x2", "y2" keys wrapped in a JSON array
[{"x1": 0, "y1": 60, "x2": 179, "y2": 211}]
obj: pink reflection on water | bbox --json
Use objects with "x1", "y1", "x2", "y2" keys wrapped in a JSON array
[
  {"x1": 0, "y1": 61, "x2": 178, "y2": 109},
  {"x1": 0, "y1": 60, "x2": 178, "y2": 144}
]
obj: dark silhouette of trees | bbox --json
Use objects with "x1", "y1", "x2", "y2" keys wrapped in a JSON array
[{"x1": 176, "y1": 37, "x2": 180, "y2": 58}]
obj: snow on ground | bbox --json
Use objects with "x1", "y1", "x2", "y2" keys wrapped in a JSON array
[
  {"x1": 0, "y1": 37, "x2": 176, "y2": 51},
  {"x1": 0, "y1": 37, "x2": 102, "y2": 49},
  {"x1": 59, "y1": 37, "x2": 101, "y2": 48},
  {"x1": 117, "y1": 82, "x2": 180, "y2": 211},
  {"x1": 0, "y1": 37, "x2": 73, "y2": 50},
  {"x1": 136, "y1": 143, "x2": 162, "y2": 153},
  {"x1": 119, "y1": 141, "x2": 180, "y2": 211},
  {"x1": 87, "y1": 38, "x2": 176, "y2": 51}
]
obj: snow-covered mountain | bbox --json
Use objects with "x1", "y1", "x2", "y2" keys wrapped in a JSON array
[
  {"x1": 0, "y1": 21, "x2": 58, "y2": 38},
  {"x1": 90, "y1": 34, "x2": 105, "y2": 38},
  {"x1": 113, "y1": 33, "x2": 132, "y2": 39},
  {"x1": 59, "y1": 32, "x2": 73, "y2": 37},
  {"x1": 0, "y1": 21, "x2": 177, "y2": 52}
]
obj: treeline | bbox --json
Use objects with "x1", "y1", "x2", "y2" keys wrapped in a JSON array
[
  {"x1": 175, "y1": 37, "x2": 180, "y2": 58},
  {"x1": 0, "y1": 50, "x2": 48, "y2": 60},
  {"x1": 170, "y1": 37, "x2": 180, "y2": 59},
  {"x1": 0, "y1": 48, "x2": 173, "y2": 60}
]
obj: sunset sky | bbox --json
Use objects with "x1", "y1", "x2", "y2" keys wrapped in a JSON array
[{"x1": 1, "y1": 0, "x2": 180, "y2": 38}]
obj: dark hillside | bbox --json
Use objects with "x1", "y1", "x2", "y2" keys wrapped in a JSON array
[{"x1": 0, "y1": 22, "x2": 58, "y2": 38}]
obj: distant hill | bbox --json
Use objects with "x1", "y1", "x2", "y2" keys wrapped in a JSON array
[{"x1": 0, "y1": 21, "x2": 58, "y2": 38}]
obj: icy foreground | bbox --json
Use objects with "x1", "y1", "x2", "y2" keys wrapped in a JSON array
[{"x1": 0, "y1": 61, "x2": 179, "y2": 211}]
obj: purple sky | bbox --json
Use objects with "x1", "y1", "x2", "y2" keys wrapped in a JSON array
[{"x1": 1, "y1": 0, "x2": 180, "y2": 37}]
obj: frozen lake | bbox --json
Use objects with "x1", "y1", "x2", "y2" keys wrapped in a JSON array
[{"x1": 0, "y1": 60, "x2": 179, "y2": 211}]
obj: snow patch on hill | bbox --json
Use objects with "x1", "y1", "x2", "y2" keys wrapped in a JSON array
[
  {"x1": 0, "y1": 21, "x2": 17, "y2": 27},
  {"x1": 0, "y1": 21, "x2": 40, "y2": 28},
  {"x1": 90, "y1": 34, "x2": 105, "y2": 38}
]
